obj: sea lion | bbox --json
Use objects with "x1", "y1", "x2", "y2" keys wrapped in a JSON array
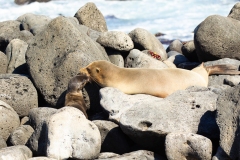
[
  {"x1": 79, "y1": 60, "x2": 240, "y2": 98},
  {"x1": 65, "y1": 74, "x2": 89, "y2": 118}
]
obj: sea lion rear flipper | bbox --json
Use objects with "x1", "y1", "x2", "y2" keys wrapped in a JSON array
[{"x1": 206, "y1": 65, "x2": 240, "y2": 75}]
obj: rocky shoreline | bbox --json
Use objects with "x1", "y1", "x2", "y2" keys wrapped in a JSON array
[{"x1": 0, "y1": 1, "x2": 240, "y2": 160}]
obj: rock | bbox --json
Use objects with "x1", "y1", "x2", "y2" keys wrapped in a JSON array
[
  {"x1": 26, "y1": 16, "x2": 109, "y2": 106},
  {"x1": 100, "y1": 87, "x2": 161, "y2": 123},
  {"x1": 97, "y1": 31, "x2": 134, "y2": 51},
  {"x1": 212, "y1": 146, "x2": 231, "y2": 160},
  {"x1": 215, "y1": 85, "x2": 240, "y2": 159},
  {"x1": 0, "y1": 51, "x2": 7, "y2": 74},
  {"x1": 194, "y1": 15, "x2": 240, "y2": 61},
  {"x1": 108, "y1": 54, "x2": 124, "y2": 67},
  {"x1": 0, "y1": 20, "x2": 32, "y2": 52},
  {"x1": 8, "y1": 125, "x2": 34, "y2": 146},
  {"x1": 208, "y1": 75, "x2": 240, "y2": 87},
  {"x1": 128, "y1": 28, "x2": 167, "y2": 60},
  {"x1": 100, "y1": 87, "x2": 219, "y2": 152},
  {"x1": 98, "y1": 152, "x2": 120, "y2": 159},
  {"x1": 93, "y1": 120, "x2": 133, "y2": 154},
  {"x1": 204, "y1": 58, "x2": 240, "y2": 66},
  {"x1": 17, "y1": 13, "x2": 51, "y2": 35},
  {"x1": 47, "y1": 107, "x2": 101, "y2": 160},
  {"x1": 178, "y1": 62, "x2": 200, "y2": 70},
  {"x1": 0, "y1": 100, "x2": 20, "y2": 141},
  {"x1": 28, "y1": 157, "x2": 57, "y2": 160},
  {"x1": 0, "y1": 136, "x2": 7, "y2": 150},
  {"x1": 0, "y1": 145, "x2": 32, "y2": 160},
  {"x1": 74, "y1": 2, "x2": 108, "y2": 32},
  {"x1": 181, "y1": 40, "x2": 198, "y2": 62},
  {"x1": 20, "y1": 116, "x2": 29, "y2": 125},
  {"x1": 228, "y1": 2, "x2": 240, "y2": 21},
  {"x1": 76, "y1": 24, "x2": 102, "y2": 41},
  {"x1": 14, "y1": 0, "x2": 28, "y2": 5},
  {"x1": 27, "y1": 107, "x2": 57, "y2": 156},
  {"x1": 165, "y1": 132, "x2": 212, "y2": 160},
  {"x1": 124, "y1": 49, "x2": 168, "y2": 69},
  {"x1": 0, "y1": 74, "x2": 38, "y2": 117},
  {"x1": 223, "y1": 76, "x2": 240, "y2": 86},
  {"x1": 5, "y1": 39, "x2": 28, "y2": 74},
  {"x1": 166, "y1": 39, "x2": 183, "y2": 54},
  {"x1": 166, "y1": 52, "x2": 189, "y2": 66},
  {"x1": 97, "y1": 150, "x2": 166, "y2": 160}
]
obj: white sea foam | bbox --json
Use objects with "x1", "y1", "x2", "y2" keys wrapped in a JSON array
[{"x1": 0, "y1": 0, "x2": 238, "y2": 41}]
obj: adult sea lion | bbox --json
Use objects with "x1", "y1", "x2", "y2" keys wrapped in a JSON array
[
  {"x1": 79, "y1": 60, "x2": 240, "y2": 98},
  {"x1": 65, "y1": 74, "x2": 89, "y2": 118}
]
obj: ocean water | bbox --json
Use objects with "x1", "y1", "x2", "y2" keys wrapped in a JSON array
[{"x1": 0, "y1": 0, "x2": 238, "y2": 42}]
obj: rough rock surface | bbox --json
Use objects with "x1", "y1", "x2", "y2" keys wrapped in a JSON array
[
  {"x1": 228, "y1": 2, "x2": 240, "y2": 21},
  {"x1": 0, "y1": 145, "x2": 32, "y2": 160},
  {"x1": 27, "y1": 107, "x2": 57, "y2": 156},
  {"x1": 26, "y1": 16, "x2": 109, "y2": 106},
  {"x1": 204, "y1": 58, "x2": 240, "y2": 66},
  {"x1": 101, "y1": 87, "x2": 219, "y2": 152},
  {"x1": 5, "y1": 39, "x2": 28, "y2": 74},
  {"x1": 182, "y1": 40, "x2": 198, "y2": 62},
  {"x1": 208, "y1": 75, "x2": 240, "y2": 87},
  {"x1": 0, "y1": 100, "x2": 20, "y2": 141},
  {"x1": 97, "y1": 31, "x2": 134, "y2": 51},
  {"x1": 194, "y1": 15, "x2": 240, "y2": 61},
  {"x1": 128, "y1": 28, "x2": 167, "y2": 60},
  {"x1": 47, "y1": 107, "x2": 101, "y2": 160},
  {"x1": 0, "y1": 74, "x2": 38, "y2": 117},
  {"x1": 165, "y1": 132, "x2": 212, "y2": 160},
  {"x1": 216, "y1": 85, "x2": 240, "y2": 159},
  {"x1": 0, "y1": 135, "x2": 7, "y2": 150},
  {"x1": 166, "y1": 39, "x2": 183, "y2": 54},
  {"x1": 8, "y1": 125, "x2": 34, "y2": 146},
  {"x1": 0, "y1": 20, "x2": 32, "y2": 52},
  {"x1": 93, "y1": 120, "x2": 133, "y2": 154},
  {"x1": 124, "y1": 49, "x2": 168, "y2": 69},
  {"x1": 74, "y1": 2, "x2": 108, "y2": 32},
  {"x1": 17, "y1": 13, "x2": 51, "y2": 35},
  {"x1": 0, "y1": 51, "x2": 7, "y2": 74},
  {"x1": 28, "y1": 157, "x2": 57, "y2": 160}
]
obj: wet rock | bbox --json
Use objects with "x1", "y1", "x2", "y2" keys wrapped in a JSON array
[
  {"x1": 74, "y1": 2, "x2": 108, "y2": 32},
  {"x1": 0, "y1": 74, "x2": 38, "y2": 117},
  {"x1": 129, "y1": 28, "x2": 167, "y2": 60}
]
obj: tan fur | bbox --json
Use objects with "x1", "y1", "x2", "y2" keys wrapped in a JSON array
[
  {"x1": 65, "y1": 75, "x2": 89, "y2": 118},
  {"x1": 79, "y1": 61, "x2": 240, "y2": 98}
]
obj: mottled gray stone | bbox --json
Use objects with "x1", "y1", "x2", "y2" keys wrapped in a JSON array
[
  {"x1": 0, "y1": 51, "x2": 7, "y2": 74},
  {"x1": 0, "y1": 145, "x2": 32, "y2": 160},
  {"x1": 128, "y1": 28, "x2": 167, "y2": 60},
  {"x1": 124, "y1": 49, "x2": 168, "y2": 69},
  {"x1": 182, "y1": 40, "x2": 198, "y2": 62},
  {"x1": 5, "y1": 39, "x2": 28, "y2": 74},
  {"x1": 204, "y1": 58, "x2": 240, "y2": 66},
  {"x1": 26, "y1": 16, "x2": 109, "y2": 106},
  {"x1": 166, "y1": 39, "x2": 183, "y2": 54},
  {"x1": 165, "y1": 132, "x2": 212, "y2": 160},
  {"x1": 228, "y1": 2, "x2": 240, "y2": 21},
  {"x1": 47, "y1": 107, "x2": 101, "y2": 160},
  {"x1": 194, "y1": 15, "x2": 240, "y2": 61},
  {"x1": 208, "y1": 75, "x2": 240, "y2": 87},
  {"x1": 0, "y1": 74, "x2": 38, "y2": 117},
  {"x1": 74, "y1": 2, "x2": 108, "y2": 32},
  {"x1": 97, "y1": 31, "x2": 134, "y2": 51},
  {"x1": 9, "y1": 125, "x2": 34, "y2": 146}
]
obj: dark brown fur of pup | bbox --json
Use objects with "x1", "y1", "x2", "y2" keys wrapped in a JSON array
[
  {"x1": 65, "y1": 74, "x2": 89, "y2": 118},
  {"x1": 205, "y1": 64, "x2": 240, "y2": 75}
]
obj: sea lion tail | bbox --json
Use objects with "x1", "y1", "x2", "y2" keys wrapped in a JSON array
[{"x1": 205, "y1": 64, "x2": 240, "y2": 75}]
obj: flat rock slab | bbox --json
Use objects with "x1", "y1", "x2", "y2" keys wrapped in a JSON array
[
  {"x1": 0, "y1": 74, "x2": 38, "y2": 117},
  {"x1": 216, "y1": 85, "x2": 240, "y2": 159},
  {"x1": 26, "y1": 16, "x2": 109, "y2": 106},
  {"x1": 47, "y1": 107, "x2": 101, "y2": 160},
  {"x1": 165, "y1": 132, "x2": 212, "y2": 160}
]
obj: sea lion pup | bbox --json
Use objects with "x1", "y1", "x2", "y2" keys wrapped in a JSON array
[
  {"x1": 65, "y1": 74, "x2": 89, "y2": 118},
  {"x1": 79, "y1": 60, "x2": 240, "y2": 98}
]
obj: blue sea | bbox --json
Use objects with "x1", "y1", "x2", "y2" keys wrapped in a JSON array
[{"x1": 0, "y1": 0, "x2": 238, "y2": 42}]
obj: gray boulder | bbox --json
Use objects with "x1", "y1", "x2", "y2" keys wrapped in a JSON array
[
  {"x1": 93, "y1": 120, "x2": 133, "y2": 154},
  {"x1": 97, "y1": 31, "x2": 134, "y2": 51},
  {"x1": 209, "y1": 75, "x2": 240, "y2": 87},
  {"x1": 228, "y1": 2, "x2": 240, "y2": 21},
  {"x1": 216, "y1": 85, "x2": 240, "y2": 159},
  {"x1": 204, "y1": 58, "x2": 240, "y2": 66},
  {"x1": 98, "y1": 152, "x2": 120, "y2": 159},
  {"x1": 181, "y1": 40, "x2": 198, "y2": 62},
  {"x1": 0, "y1": 20, "x2": 32, "y2": 52},
  {"x1": 100, "y1": 87, "x2": 219, "y2": 152},
  {"x1": 0, "y1": 136, "x2": 7, "y2": 150},
  {"x1": 194, "y1": 15, "x2": 240, "y2": 61},
  {"x1": 165, "y1": 132, "x2": 212, "y2": 160},
  {"x1": 0, "y1": 100, "x2": 20, "y2": 141},
  {"x1": 124, "y1": 49, "x2": 168, "y2": 69},
  {"x1": 128, "y1": 28, "x2": 167, "y2": 60},
  {"x1": 26, "y1": 16, "x2": 109, "y2": 106},
  {"x1": 74, "y1": 2, "x2": 108, "y2": 32},
  {"x1": 166, "y1": 39, "x2": 183, "y2": 54},
  {"x1": 47, "y1": 107, "x2": 101, "y2": 160},
  {"x1": 27, "y1": 107, "x2": 57, "y2": 156},
  {"x1": 17, "y1": 13, "x2": 51, "y2": 35},
  {"x1": 166, "y1": 51, "x2": 189, "y2": 66},
  {"x1": 8, "y1": 125, "x2": 34, "y2": 146},
  {"x1": 0, "y1": 74, "x2": 38, "y2": 117},
  {"x1": 5, "y1": 39, "x2": 28, "y2": 74},
  {"x1": 0, "y1": 145, "x2": 32, "y2": 160},
  {"x1": 0, "y1": 51, "x2": 7, "y2": 74}
]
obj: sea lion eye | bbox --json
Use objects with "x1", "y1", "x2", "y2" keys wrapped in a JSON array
[{"x1": 96, "y1": 68, "x2": 100, "y2": 73}]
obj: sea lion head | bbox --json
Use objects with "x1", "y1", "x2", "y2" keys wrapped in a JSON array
[{"x1": 67, "y1": 74, "x2": 90, "y2": 93}]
